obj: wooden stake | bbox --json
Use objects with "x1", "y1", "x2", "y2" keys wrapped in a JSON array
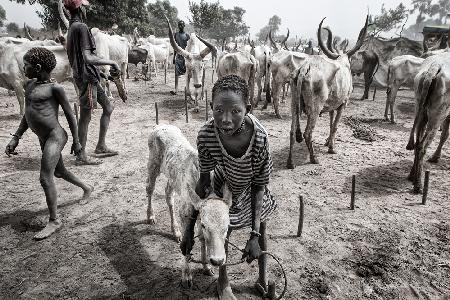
[
  {"x1": 185, "y1": 87, "x2": 189, "y2": 123},
  {"x1": 372, "y1": 86, "x2": 377, "y2": 101},
  {"x1": 297, "y1": 195, "x2": 304, "y2": 237},
  {"x1": 73, "y1": 103, "x2": 79, "y2": 127},
  {"x1": 211, "y1": 68, "x2": 214, "y2": 83},
  {"x1": 164, "y1": 64, "x2": 167, "y2": 84},
  {"x1": 205, "y1": 90, "x2": 209, "y2": 121},
  {"x1": 350, "y1": 175, "x2": 356, "y2": 210},
  {"x1": 422, "y1": 171, "x2": 430, "y2": 205},
  {"x1": 201, "y1": 67, "x2": 206, "y2": 100},
  {"x1": 155, "y1": 102, "x2": 159, "y2": 125}
]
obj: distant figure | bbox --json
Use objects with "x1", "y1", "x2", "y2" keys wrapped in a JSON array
[
  {"x1": 5, "y1": 47, "x2": 93, "y2": 240},
  {"x1": 170, "y1": 20, "x2": 190, "y2": 95},
  {"x1": 304, "y1": 40, "x2": 314, "y2": 55}
]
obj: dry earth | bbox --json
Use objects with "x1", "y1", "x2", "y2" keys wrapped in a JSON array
[{"x1": 1, "y1": 66, "x2": 449, "y2": 300}]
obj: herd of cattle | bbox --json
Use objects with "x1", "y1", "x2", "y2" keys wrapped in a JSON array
[{"x1": 0, "y1": 4, "x2": 449, "y2": 194}]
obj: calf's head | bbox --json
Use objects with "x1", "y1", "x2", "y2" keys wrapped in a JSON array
[{"x1": 199, "y1": 184, "x2": 232, "y2": 266}]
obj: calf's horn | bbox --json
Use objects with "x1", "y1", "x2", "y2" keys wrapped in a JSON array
[{"x1": 317, "y1": 18, "x2": 340, "y2": 60}]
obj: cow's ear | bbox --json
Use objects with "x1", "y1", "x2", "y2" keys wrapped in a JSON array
[{"x1": 222, "y1": 183, "x2": 233, "y2": 207}]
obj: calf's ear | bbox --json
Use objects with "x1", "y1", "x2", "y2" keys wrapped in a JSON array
[{"x1": 222, "y1": 183, "x2": 233, "y2": 207}]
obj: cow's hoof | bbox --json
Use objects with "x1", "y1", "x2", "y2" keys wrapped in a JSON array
[
  {"x1": 217, "y1": 285, "x2": 237, "y2": 300},
  {"x1": 147, "y1": 216, "x2": 156, "y2": 225},
  {"x1": 428, "y1": 156, "x2": 440, "y2": 163},
  {"x1": 194, "y1": 108, "x2": 199, "y2": 113},
  {"x1": 203, "y1": 265, "x2": 214, "y2": 276},
  {"x1": 276, "y1": 114, "x2": 282, "y2": 119},
  {"x1": 262, "y1": 104, "x2": 268, "y2": 110},
  {"x1": 406, "y1": 143, "x2": 414, "y2": 151},
  {"x1": 324, "y1": 139, "x2": 330, "y2": 147},
  {"x1": 172, "y1": 228, "x2": 182, "y2": 242},
  {"x1": 310, "y1": 157, "x2": 319, "y2": 164},
  {"x1": 286, "y1": 161, "x2": 295, "y2": 169},
  {"x1": 413, "y1": 185, "x2": 422, "y2": 194},
  {"x1": 328, "y1": 148, "x2": 337, "y2": 154},
  {"x1": 296, "y1": 131, "x2": 303, "y2": 143},
  {"x1": 181, "y1": 273, "x2": 193, "y2": 289},
  {"x1": 390, "y1": 120, "x2": 396, "y2": 124}
]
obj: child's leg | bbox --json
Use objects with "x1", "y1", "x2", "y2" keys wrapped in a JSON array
[
  {"x1": 54, "y1": 156, "x2": 93, "y2": 204},
  {"x1": 256, "y1": 221, "x2": 268, "y2": 291},
  {"x1": 34, "y1": 130, "x2": 66, "y2": 240},
  {"x1": 94, "y1": 84, "x2": 117, "y2": 155}
]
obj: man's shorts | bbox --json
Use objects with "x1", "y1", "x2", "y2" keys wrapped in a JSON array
[{"x1": 75, "y1": 80, "x2": 110, "y2": 110}]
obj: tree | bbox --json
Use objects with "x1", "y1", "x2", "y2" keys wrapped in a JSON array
[
  {"x1": 256, "y1": 15, "x2": 282, "y2": 42},
  {"x1": 208, "y1": 6, "x2": 249, "y2": 48},
  {"x1": 410, "y1": 0, "x2": 450, "y2": 24},
  {"x1": 6, "y1": 22, "x2": 20, "y2": 33},
  {"x1": 368, "y1": 3, "x2": 408, "y2": 36},
  {"x1": 0, "y1": 4, "x2": 6, "y2": 27},
  {"x1": 8, "y1": 0, "x2": 152, "y2": 35},
  {"x1": 147, "y1": 0, "x2": 178, "y2": 37},
  {"x1": 188, "y1": 0, "x2": 221, "y2": 36}
]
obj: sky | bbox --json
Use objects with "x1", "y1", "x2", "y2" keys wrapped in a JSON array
[{"x1": 2, "y1": 0, "x2": 414, "y2": 39}]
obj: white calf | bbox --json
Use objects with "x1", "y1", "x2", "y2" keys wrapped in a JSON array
[{"x1": 146, "y1": 125, "x2": 231, "y2": 288}]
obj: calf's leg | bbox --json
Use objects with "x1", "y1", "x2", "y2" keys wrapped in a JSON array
[{"x1": 428, "y1": 115, "x2": 450, "y2": 163}]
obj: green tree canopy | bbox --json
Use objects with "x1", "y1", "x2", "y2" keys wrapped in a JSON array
[
  {"x1": 147, "y1": 0, "x2": 178, "y2": 37},
  {"x1": 368, "y1": 3, "x2": 408, "y2": 36},
  {"x1": 256, "y1": 15, "x2": 282, "y2": 42},
  {"x1": 188, "y1": 0, "x2": 221, "y2": 36},
  {"x1": 410, "y1": 0, "x2": 450, "y2": 24},
  {"x1": 6, "y1": 22, "x2": 20, "y2": 32},
  {"x1": 0, "y1": 4, "x2": 6, "y2": 27},
  {"x1": 8, "y1": 0, "x2": 154, "y2": 35}
]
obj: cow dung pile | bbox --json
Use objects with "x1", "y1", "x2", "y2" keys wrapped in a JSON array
[{"x1": 343, "y1": 116, "x2": 378, "y2": 142}]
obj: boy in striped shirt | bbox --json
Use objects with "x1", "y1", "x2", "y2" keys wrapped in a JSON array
[{"x1": 182, "y1": 75, "x2": 277, "y2": 297}]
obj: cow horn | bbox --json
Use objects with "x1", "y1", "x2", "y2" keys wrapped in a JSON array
[
  {"x1": 165, "y1": 15, "x2": 191, "y2": 59},
  {"x1": 57, "y1": 22, "x2": 63, "y2": 37},
  {"x1": 322, "y1": 27, "x2": 337, "y2": 54},
  {"x1": 196, "y1": 34, "x2": 217, "y2": 59},
  {"x1": 282, "y1": 28, "x2": 290, "y2": 44},
  {"x1": 318, "y1": 18, "x2": 340, "y2": 60},
  {"x1": 346, "y1": 15, "x2": 369, "y2": 57},
  {"x1": 269, "y1": 30, "x2": 279, "y2": 51},
  {"x1": 341, "y1": 39, "x2": 349, "y2": 52},
  {"x1": 58, "y1": 0, "x2": 70, "y2": 29},
  {"x1": 24, "y1": 23, "x2": 34, "y2": 41}
]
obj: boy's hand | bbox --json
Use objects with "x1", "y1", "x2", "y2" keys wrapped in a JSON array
[
  {"x1": 5, "y1": 138, "x2": 19, "y2": 157},
  {"x1": 70, "y1": 142, "x2": 83, "y2": 156},
  {"x1": 242, "y1": 235, "x2": 261, "y2": 263}
]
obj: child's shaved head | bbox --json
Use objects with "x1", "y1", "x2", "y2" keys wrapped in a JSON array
[
  {"x1": 23, "y1": 47, "x2": 57, "y2": 73},
  {"x1": 212, "y1": 75, "x2": 249, "y2": 105}
]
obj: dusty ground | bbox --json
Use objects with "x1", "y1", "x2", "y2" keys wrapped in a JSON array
[{"x1": 1, "y1": 66, "x2": 449, "y2": 300}]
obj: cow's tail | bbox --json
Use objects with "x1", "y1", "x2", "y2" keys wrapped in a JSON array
[
  {"x1": 386, "y1": 64, "x2": 392, "y2": 97},
  {"x1": 369, "y1": 52, "x2": 379, "y2": 87}
]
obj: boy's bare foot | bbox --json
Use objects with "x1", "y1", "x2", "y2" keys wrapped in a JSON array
[
  {"x1": 75, "y1": 157, "x2": 102, "y2": 166},
  {"x1": 94, "y1": 147, "x2": 118, "y2": 157},
  {"x1": 33, "y1": 219, "x2": 62, "y2": 240},
  {"x1": 80, "y1": 185, "x2": 94, "y2": 205}
]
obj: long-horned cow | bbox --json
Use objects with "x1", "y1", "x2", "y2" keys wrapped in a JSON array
[
  {"x1": 146, "y1": 124, "x2": 231, "y2": 288},
  {"x1": 406, "y1": 52, "x2": 450, "y2": 193},
  {"x1": 287, "y1": 16, "x2": 368, "y2": 167},
  {"x1": 165, "y1": 16, "x2": 216, "y2": 112}
]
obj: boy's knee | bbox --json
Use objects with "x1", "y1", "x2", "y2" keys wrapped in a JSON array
[
  {"x1": 103, "y1": 102, "x2": 114, "y2": 116},
  {"x1": 54, "y1": 170, "x2": 64, "y2": 178},
  {"x1": 79, "y1": 109, "x2": 92, "y2": 122},
  {"x1": 39, "y1": 173, "x2": 53, "y2": 188}
]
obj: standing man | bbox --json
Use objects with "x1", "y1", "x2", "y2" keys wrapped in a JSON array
[
  {"x1": 64, "y1": 0, "x2": 120, "y2": 165},
  {"x1": 170, "y1": 20, "x2": 190, "y2": 95}
]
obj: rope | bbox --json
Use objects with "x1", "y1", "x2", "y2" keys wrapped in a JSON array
[{"x1": 186, "y1": 236, "x2": 288, "y2": 300}]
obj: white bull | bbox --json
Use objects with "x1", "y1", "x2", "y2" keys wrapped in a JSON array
[
  {"x1": 146, "y1": 124, "x2": 231, "y2": 289},
  {"x1": 165, "y1": 16, "x2": 216, "y2": 112},
  {"x1": 385, "y1": 55, "x2": 424, "y2": 123}
]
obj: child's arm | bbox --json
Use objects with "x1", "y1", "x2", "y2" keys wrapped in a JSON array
[
  {"x1": 52, "y1": 84, "x2": 82, "y2": 155},
  {"x1": 5, "y1": 116, "x2": 28, "y2": 157},
  {"x1": 83, "y1": 50, "x2": 120, "y2": 71}
]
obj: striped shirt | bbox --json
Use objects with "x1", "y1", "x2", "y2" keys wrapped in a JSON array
[{"x1": 197, "y1": 114, "x2": 277, "y2": 229}]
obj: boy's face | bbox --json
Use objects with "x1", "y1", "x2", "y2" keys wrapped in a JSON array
[
  {"x1": 212, "y1": 90, "x2": 250, "y2": 136},
  {"x1": 23, "y1": 59, "x2": 39, "y2": 79},
  {"x1": 178, "y1": 22, "x2": 185, "y2": 31}
]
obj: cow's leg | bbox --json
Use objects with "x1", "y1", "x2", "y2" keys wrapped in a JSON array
[
  {"x1": 121, "y1": 62, "x2": 127, "y2": 92},
  {"x1": 406, "y1": 112, "x2": 420, "y2": 150},
  {"x1": 272, "y1": 82, "x2": 282, "y2": 119},
  {"x1": 186, "y1": 74, "x2": 192, "y2": 99},
  {"x1": 287, "y1": 93, "x2": 299, "y2": 169},
  {"x1": 256, "y1": 76, "x2": 262, "y2": 107},
  {"x1": 387, "y1": 83, "x2": 399, "y2": 123},
  {"x1": 180, "y1": 203, "x2": 195, "y2": 288},
  {"x1": 428, "y1": 115, "x2": 450, "y2": 163},
  {"x1": 327, "y1": 105, "x2": 344, "y2": 154},
  {"x1": 304, "y1": 111, "x2": 319, "y2": 164},
  {"x1": 325, "y1": 110, "x2": 335, "y2": 147},
  {"x1": 281, "y1": 83, "x2": 286, "y2": 103},
  {"x1": 146, "y1": 151, "x2": 161, "y2": 224},
  {"x1": 408, "y1": 109, "x2": 427, "y2": 184},
  {"x1": 217, "y1": 229, "x2": 236, "y2": 300},
  {"x1": 361, "y1": 70, "x2": 370, "y2": 100},
  {"x1": 14, "y1": 84, "x2": 25, "y2": 116},
  {"x1": 263, "y1": 80, "x2": 276, "y2": 110},
  {"x1": 198, "y1": 223, "x2": 214, "y2": 276},
  {"x1": 165, "y1": 181, "x2": 181, "y2": 241},
  {"x1": 248, "y1": 75, "x2": 255, "y2": 112}
]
